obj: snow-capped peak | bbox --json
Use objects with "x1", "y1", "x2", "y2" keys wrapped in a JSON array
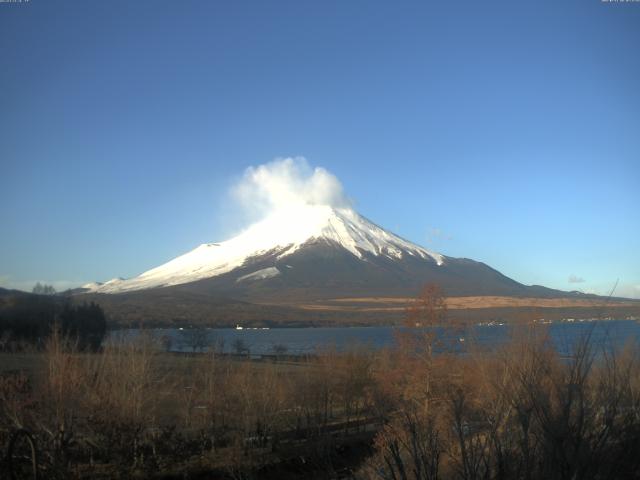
[{"x1": 86, "y1": 205, "x2": 444, "y2": 294}]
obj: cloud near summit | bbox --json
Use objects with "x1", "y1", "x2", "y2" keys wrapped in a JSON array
[{"x1": 231, "y1": 157, "x2": 351, "y2": 219}]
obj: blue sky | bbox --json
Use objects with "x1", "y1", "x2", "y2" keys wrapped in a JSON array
[{"x1": 1, "y1": 0, "x2": 638, "y2": 298}]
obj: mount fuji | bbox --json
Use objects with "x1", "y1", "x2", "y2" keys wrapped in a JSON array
[
  {"x1": 84, "y1": 205, "x2": 445, "y2": 295},
  {"x1": 76, "y1": 203, "x2": 625, "y2": 326}
]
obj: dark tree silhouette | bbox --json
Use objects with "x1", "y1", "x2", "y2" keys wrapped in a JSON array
[
  {"x1": 0, "y1": 294, "x2": 107, "y2": 350},
  {"x1": 32, "y1": 282, "x2": 56, "y2": 295}
]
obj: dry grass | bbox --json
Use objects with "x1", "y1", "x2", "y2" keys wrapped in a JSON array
[
  {"x1": 290, "y1": 295, "x2": 640, "y2": 312},
  {"x1": 360, "y1": 325, "x2": 640, "y2": 480},
  {"x1": 1, "y1": 323, "x2": 639, "y2": 479}
]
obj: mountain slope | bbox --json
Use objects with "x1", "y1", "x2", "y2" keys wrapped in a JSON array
[
  {"x1": 84, "y1": 205, "x2": 444, "y2": 294},
  {"x1": 73, "y1": 204, "x2": 639, "y2": 326},
  {"x1": 167, "y1": 239, "x2": 530, "y2": 302}
]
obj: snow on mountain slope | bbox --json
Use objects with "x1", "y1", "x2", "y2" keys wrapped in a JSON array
[
  {"x1": 236, "y1": 267, "x2": 281, "y2": 283},
  {"x1": 85, "y1": 205, "x2": 444, "y2": 294}
]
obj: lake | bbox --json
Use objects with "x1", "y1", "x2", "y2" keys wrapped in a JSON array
[{"x1": 110, "y1": 319, "x2": 640, "y2": 357}]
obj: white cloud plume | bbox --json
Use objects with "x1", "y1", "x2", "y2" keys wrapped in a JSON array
[
  {"x1": 568, "y1": 274, "x2": 585, "y2": 284},
  {"x1": 231, "y1": 157, "x2": 351, "y2": 220}
]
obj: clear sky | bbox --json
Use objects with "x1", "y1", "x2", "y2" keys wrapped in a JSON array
[{"x1": 1, "y1": 0, "x2": 638, "y2": 298}]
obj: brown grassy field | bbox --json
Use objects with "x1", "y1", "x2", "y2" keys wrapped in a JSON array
[{"x1": 289, "y1": 295, "x2": 640, "y2": 312}]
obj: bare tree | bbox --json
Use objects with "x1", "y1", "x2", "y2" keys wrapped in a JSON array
[
  {"x1": 180, "y1": 327, "x2": 211, "y2": 353},
  {"x1": 232, "y1": 337, "x2": 249, "y2": 356},
  {"x1": 405, "y1": 283, "x2": 448, "y2": 329},
  {"x1": 272, "y1": 343, "x2": 288, "y2": 360}
]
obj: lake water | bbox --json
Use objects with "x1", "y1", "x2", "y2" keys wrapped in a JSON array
[{"x1": 111, "y1": 319, "x2": 640, "y2": 357}]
